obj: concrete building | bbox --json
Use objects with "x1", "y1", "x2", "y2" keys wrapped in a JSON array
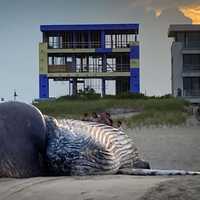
[
  {"x1": 168, "y1": 24, "x2": 200, "y2": 103},
  {"x1": 39, "y1": 24, "x2": 140, "y2": 99}
]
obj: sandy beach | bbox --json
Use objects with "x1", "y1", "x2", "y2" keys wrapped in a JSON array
[
  {"x1": 0, "y1": 119, "x2": 200, "y2": 200},
  {"x1": 128, "y1": 125, "x2": 200, "y2": 171}
]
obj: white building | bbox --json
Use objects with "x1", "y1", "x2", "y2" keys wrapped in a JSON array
[{"x1": 168, "y1": 24, "x2": 200, "y2": 103}]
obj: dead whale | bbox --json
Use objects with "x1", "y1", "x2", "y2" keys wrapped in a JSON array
[{"x1": 0, "y1": 101, "x2": 46, "y2": 178}]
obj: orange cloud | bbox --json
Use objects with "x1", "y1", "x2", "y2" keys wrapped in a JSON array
[
  {"x1": 179, "y1": 6, "x2": 200, "y2": 24},
  {"x1": 155, "y1": 9, "x2": 162, "y2": 17}
]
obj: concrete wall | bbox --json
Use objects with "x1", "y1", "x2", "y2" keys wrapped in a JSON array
[{"x1": 171, "y1": 42, "x2": 183, "y2": 97}]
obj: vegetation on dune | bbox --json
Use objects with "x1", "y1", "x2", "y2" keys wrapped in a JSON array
[
  {"x1": 116, "y1": 110, "x2": 188, "y2": 128},
  {"x1": 33, "y1": 93, "x2": 190, "y2": 127}
]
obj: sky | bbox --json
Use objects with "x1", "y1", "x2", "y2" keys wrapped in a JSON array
[{"x1": 0, "y1": 0, "x2": 199, "y2": 103}]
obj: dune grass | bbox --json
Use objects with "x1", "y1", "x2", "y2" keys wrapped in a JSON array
[
  {"x1": 33, "y1": 97, "x2": 190, "y2": 127},
  {"x1": 116, "y1": 110, "x2": 188, "y2": 128}
]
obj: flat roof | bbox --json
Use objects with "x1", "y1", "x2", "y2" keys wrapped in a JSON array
[
  {"x1": 168, "y1": 24, "x2": 200, "y2": 37},
  {"x1": 40, "y1": 23, "x2": 139, "y2": 32}
]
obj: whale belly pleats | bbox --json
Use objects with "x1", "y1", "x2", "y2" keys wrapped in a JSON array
[{"x1": 46, "y1": 118, "x2": 139, "y2": 175}]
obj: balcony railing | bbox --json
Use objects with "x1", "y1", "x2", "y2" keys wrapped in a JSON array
[
  {"x1": 48, "y1": 41, "x2": 134, "y2": 49},
  {"x1": 48, "y1": 65, "x2": 71, "y2": 73},
  {"x1": 183, "y1": 64, "x2": 200, "y2": 72},
  {"x1": 184, "y1": 41, "x2": 200, "y2": 49},
  {"x1": 48, "y1": 64, "x2": 130, "y2": 73},
  {"x1": 183, "y1": 89, "x2": 200, "y2": 97}
]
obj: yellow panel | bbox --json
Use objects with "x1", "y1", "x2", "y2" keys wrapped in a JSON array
[
  {"x1": 48, "y1": 72, "x2": 130, "y2": 78},
  {"x1": 48, "y1": 48, "x2": 96, "y2": 53},
  {"x1": 112, "y1": 48, "x2": 130, "y2": 52},
  {"x1": 130, "y1": 59, "x2": 139, "y2": 68},
  {"x1": 39, "y1": 43, "x2": 48, "y2": 74}
]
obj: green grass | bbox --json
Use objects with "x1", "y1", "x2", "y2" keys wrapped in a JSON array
[
  {"x1": 116, "y1": 111, "x2": 188, "y2": 128},
  {"x1": 33, "y1": 97, "x2": 190, "y2": 127}
]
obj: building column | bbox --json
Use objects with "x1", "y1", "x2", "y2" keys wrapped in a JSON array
[
  {"x1": 39, "y1": 74, "x2": 49, "y2": 99},
  {"x1": 102, "y1": 54, "x2": 107, "y2": 72},
  {"x1": 72, "y1": 78, "x2": 77, "y2": 96},
  {"x1": 130, "y1": 44, "x2": 140, "y2": 93},
  {"x1": 72, "y1": 55, "x2": 76, "y2": 72},
  {"x1": 102, "y1": 78, "x2": 106, "y2": 97},
  {"x1": 101, "y1": 31, "x2": 105, "y2": 48},
  {"x1": 88, "y1": 31, "x2": 91, "y2": 48},
  {"x1": 73, "y1": 32, "x2": 76, "y2": 48},
  {"x1": 39, "y1": 43, "x2": 48, "y2": 98}
]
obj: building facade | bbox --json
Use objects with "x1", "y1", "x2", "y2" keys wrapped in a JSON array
[
  {"x1": 39, "y1": 24, "x2": 140, "y2": 99},
  {"x1": 168, "y1": 24, "x2": 200, "y2": 103}
]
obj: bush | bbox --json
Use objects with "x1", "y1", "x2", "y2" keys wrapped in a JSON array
[
  {"x1": 56, "y1": 89, "x2": 101, "y2": 101},
  {"x1": 103, "y1": 93, "x2": 148, "y2": 99}
]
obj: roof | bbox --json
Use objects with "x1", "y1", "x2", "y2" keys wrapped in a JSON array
[
  {"x1": 168, "y1": 24, "x2": 200, "y2": 37},
  {"x1": 40, "y1": 23, "x2": 139, "y2": 32}
]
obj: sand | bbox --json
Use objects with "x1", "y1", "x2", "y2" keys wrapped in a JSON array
[
  {"x1": 0, "y1": 176, "x2": 173, "y2": 200},
  {"x1": 140, "y1": 176, "x2": 200, "y2": 200},
  {"x1": 127, "y1": 125, "x2": 200, "y2": 171},
  {"x1": 0, "y1": 120, "x2": 200, "y2": 200}
]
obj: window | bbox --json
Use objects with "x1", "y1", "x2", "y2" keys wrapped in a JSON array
[
  {"x1": 183, "y1": 54, "x2": 200, "y2": 71},
  {"x1": 186, "y1": 32, "x2": 200, "y2": 48},
  {"x1": 105, "y1": 33, "x2": 135, "y2": 48},
  {"x1": 183, "y1": 77, "x2": 200, "y2": 96},
  {"x1": 48, "y1": 36, "x2": 62, "y2": 48}
]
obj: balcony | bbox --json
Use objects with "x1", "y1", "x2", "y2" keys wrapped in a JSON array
[
  {"x1": 183, "y1": 64, "x2": 200, "y2": 72},
  {"x1": 48, "y1": 41, "x2": 99, "y2": 49},
  {"x1": 48, "y1": 64, "x2": 130, "y2": 74},
  {"x1": 48, "y1": 41, "x2": 134, "y2": 49},
  {"x1": 183, "y1": 89, "x2": 200, "y2": 97},
  {"x1": 48, "y1": 65, "x2": 71, "y2": 73},
  {"x1": 184, "y1": 41, "x2": 200, "y2": 49}
]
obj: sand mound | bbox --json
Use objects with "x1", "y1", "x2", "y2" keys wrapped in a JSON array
[{"x1": 140, "y1": 176, "x2": 200, "y2": 200}]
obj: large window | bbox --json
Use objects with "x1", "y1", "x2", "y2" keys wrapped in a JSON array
[
  {"x1": 48, "y1": 36, "x2": 63, "y2": 48},
  {"x1": 48, "y1": 56, "x2": 72, "y2": 65},
  {"x1": 185, "y1": 32, "x2": 200, "y2": 48},
  {"x1": 183, "y1": 54, "x2": 200, "y2": 71},
  {"x1": 183, "y1": 77, "x2": 200, "y2": 96},
  {"x1": 105, "y1": 34, "x2": 135, "y2": 48}
]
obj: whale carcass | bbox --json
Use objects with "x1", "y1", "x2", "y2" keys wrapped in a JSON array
[{"x1": 45, "y1": 116, "x2": 149, "y2": 176}]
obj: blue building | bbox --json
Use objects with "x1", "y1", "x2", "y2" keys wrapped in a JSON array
[{"x1": 39, "y1": 23, "x2": 140, "y2": 99}]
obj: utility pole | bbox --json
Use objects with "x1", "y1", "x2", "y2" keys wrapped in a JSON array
[{"x1": 14, "y1": 90, "x2": 18, "y2": 101}]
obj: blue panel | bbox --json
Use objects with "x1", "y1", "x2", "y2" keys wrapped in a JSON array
[
  {"x1": 95, "y1": 48, "x2": 112, "y2": 53},
  {"x1": 40, "y1": 24, "x2": 139, "y2": 32},
  {"x1": 130, "y1": 68, "x2": 140, "y2": 93},
  {"x1": 39, "y1": 75, "x2": 49, "y2": 99},
  {"x1": 130, "y1": 46, "x2": 140, "y2": 59}
]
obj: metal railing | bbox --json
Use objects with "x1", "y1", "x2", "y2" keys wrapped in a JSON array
[
  {"x1": 48, "y1": 65, "x2": 71, "y2": 73},
  {"x1": 184, "y1": 41, "x2": 200, "y2": 49},
  {"x1": 183, "y1": 89, "x2": 200, "y2": 97},
  {"x1": 183, "y1": 64, "x2": 200, "y2": 72},
  {"x1": 48, "y1": 64, "x2": 130, "y2": 73},
  {"x1": 48, "y1": 41, "x2": 134, "y2": 49}
]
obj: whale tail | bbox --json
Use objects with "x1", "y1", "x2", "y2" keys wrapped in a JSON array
[{"x1": 118, "y1": 168, "x2": 200, "y2": 176}]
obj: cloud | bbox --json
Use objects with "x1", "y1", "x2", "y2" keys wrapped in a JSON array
[
  {"x1": 180, "y1": 5, "x2": 200, "y2": 24},
  {"x1": 129, "y1": 0, "x2": 200, "y2": 23},
  {"x1": 129, "y1": 0, "x2": 199, "y2": 10}
]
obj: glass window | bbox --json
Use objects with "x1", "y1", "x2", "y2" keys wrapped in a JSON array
[
  {"x1": 186, "y1": 32, "x2": 200, "y2": 48},
  {"x1": 48, "y1": 36, "x2": 62, "y2": 48}
]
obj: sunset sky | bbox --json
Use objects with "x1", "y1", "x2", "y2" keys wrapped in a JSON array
[
  {"x1": 130, "y1": 0, "x2": 200, "y2": 23},
  {"x1": 180, "y1": 5, "x2": 200, "y2": 23},
  {"x1": 0, "y1": 0, "x2": 199, "y2": 102}
]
